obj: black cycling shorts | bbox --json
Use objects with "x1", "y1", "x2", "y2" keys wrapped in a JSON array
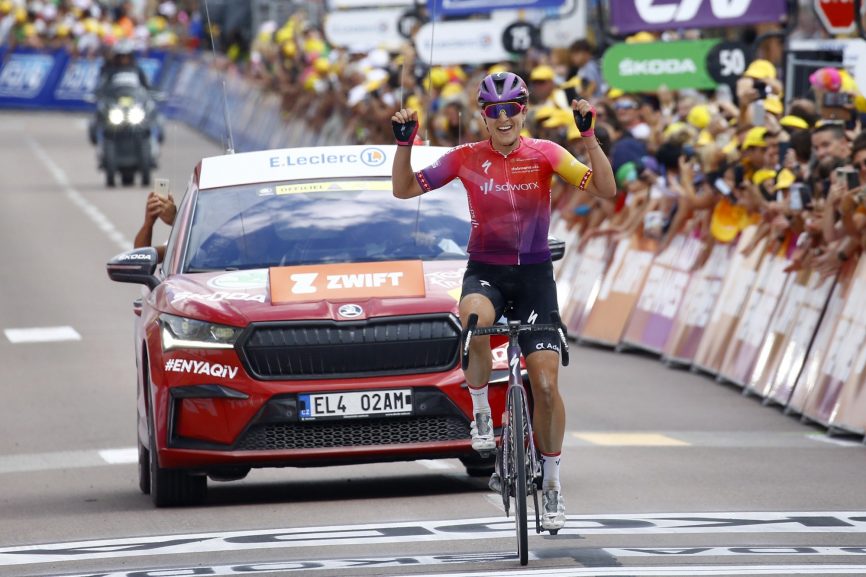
[{"x1": 461, "y1": 259, "x2": 561, "y2": 357}]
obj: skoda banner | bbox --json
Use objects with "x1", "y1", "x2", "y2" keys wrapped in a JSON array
[
  {"x1": 602, "y1": 39, "x2": 719, "y2": 92},
  {"x1": 610, "y1": 0, "x2": 788, "y2": 35}
]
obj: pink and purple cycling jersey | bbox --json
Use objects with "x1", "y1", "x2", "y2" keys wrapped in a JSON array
[{"x1": 415, "y1": 137, "x2": 592, "y2": 265}]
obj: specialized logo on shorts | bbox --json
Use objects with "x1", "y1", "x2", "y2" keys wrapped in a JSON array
[
  {"x1": 480, "y1": 280, "x2": 491, "y2": 287},
  {"x1": 527, "y1": 310, "x2": 538, "y2": 325}
]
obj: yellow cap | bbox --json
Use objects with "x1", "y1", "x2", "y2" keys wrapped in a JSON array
[
  {"x1": 281, "y1": 40, "x2": 296, "y2": 57},
  {"x1": 839, "y1": 69, "x2": 857, "y2": 93},
  {"x1": 626, "y1": 31, "x2": 655, "y2": 44},
  {"x1": 0, "y1": 1, "x2": 12, "y2": 14},
  {"x1": 696, "y1": 129, "x2": 713, "y2": 146},
  {"x1": 487, "y1": 63, "x2": 509, "y2": 75},
  {"x1": 780, "y1": 115, "x2": 809, "y2": 130},
  {"x1": 741, "y1": 126, "x2": 768, "y2": 150},
  {"x1": 530, "y1": 65, "x2": 555, "y2": 82},
  {"x1": 711, "y1": 197, "x2": 750, "y2": 243},
  {"x1": 764, "y1": 94, "x2": 783, "y2": 116},
  {"x1": 744, "y1": 59, "x2": 776, "y2": 80},
  {"x1": 774, "y1": 168, "x2": 795, "y2": 191},
  {"x1": 607, "y1": 87, "x2": 625, "y2": 100},
  {"x1": 313, "y1": 57, "x2": 330, "y2": 74},
  {"x1": 752, "y1": 168, "x2": 777, "y2": 186},
  {"x1": 561, "y1": 75, "x2": 582, "y2": 89},
  {"x1": 663, "y1": 121, "x2": 688, "y2": 139},
  {"x1": 440, "y1": 82, "x2": 464, "y2": 99},
  {"x1": 542, "y1": 109, "x2": 573, "y2": 129},
  {"x1": 686, "y1": 105, "x2": 711, "y2": 129},
  {"x1": 533, "y1": 105, "x2": 559, "y2": 122}
]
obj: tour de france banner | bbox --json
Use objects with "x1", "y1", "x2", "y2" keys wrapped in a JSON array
[
  {"x1": 788, "y1": 266, "x2": 850, "y2": 417},
  {"x1": 621, "y1": 234, "x2": 702, "y2": 354},
  {"x1": 560, "y1": 235, "x2": 611, "y2": 335},
  {"x1": 602, "y1": 39, "x2": 719, "y2": 93},
  {"x1": 608, "y1": 0, "x2": 788, "y2": 35},
  {"x1": 579, "y1": 235, "x2": 655, "y2": 345},
  {"x1": 0, "y1": 47, "x2": 168, "y2": 110},
  {"x1": 662, "y1": 242, "x2": 732, "y2": 365},
  {"x1": 820, "y1": 258, "x2": 866, "y2": 434},
  {"x1": 692, "y1": 226, "x2": 766, "y2": 375},
  {"x1": 761, "y1": 272, "x2": 835, "y2": 406},
  {"x1": 718, "y1": 248, "x2": 791, "y2": 387},
  {"x1": 799, "y1": 261, "x2": 861, "y2": 426}
]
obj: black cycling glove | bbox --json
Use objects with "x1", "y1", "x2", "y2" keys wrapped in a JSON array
[{"x1": 392, "y1": 119, "x2": 418, "y2": 146}]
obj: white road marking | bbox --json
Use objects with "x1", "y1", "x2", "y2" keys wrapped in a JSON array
[
  {"x1": 25, "y1": 136, "x2": 133, "y2": 252},
  {"x1": 98, "y1": 447, "x2": 138, "y2": 464},
  {"x1": 4, "y1": 326, "x2": 81, "y2": 344},
  {"x1": 396, "y1": 566, "x2": 866, "y2": 576},
  {"x1": 611, "y1": 546, "x2": 866, "y2": 557},
  {"x1": 417, "y1": 459, "x2": 456, "y2": 470},
  {"x1": 3, "y1": 512, "x2": 866, "y2": 567}
]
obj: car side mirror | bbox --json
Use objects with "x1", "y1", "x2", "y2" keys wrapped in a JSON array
[
  {"x1": 548, "y1": 236, "x2": 566, "y2": 261},
  {"x1": 107, "y1": 247, "x2": 160, "y2": 290}
]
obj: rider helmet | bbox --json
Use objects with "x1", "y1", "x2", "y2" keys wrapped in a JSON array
[{"x1": 477, "y1": 72, "x2": 529, "y2": 105}]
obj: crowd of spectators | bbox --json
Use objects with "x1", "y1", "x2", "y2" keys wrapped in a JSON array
[
  {"x1": 0, "y1": 0, "x2": 200, "y2": 54},
  {"x1": 7, "y1": 2, "x2": 866, "y2": 276}
]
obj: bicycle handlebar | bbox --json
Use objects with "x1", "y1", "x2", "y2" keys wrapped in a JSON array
[{"x1": 461, "y1": 311, "x2": 570, "y2": 371}]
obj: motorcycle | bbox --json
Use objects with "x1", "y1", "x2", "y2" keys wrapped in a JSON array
[{"x1": 89, "y1": 71, "x2": 161, "y2": 187}]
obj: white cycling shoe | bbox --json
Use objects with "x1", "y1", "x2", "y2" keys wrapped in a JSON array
[
  {"x1": 541, "y1": 489, "x2": 567, "y2": 532},
  {"x1": 470, "y1": 411, "x2": 496, "y2": 453}
]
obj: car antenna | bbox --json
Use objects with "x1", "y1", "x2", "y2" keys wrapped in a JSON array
[{"x1": 204, "y1": 0, "x2": 235, "y2": 154}]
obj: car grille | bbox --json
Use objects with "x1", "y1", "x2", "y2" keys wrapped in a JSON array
[
  {"x1": 239, "y1": 316, "x2": 461, "y2": 379},
  {"x1": 235, "y1": 416, "x2": 469, "y2": 451}
]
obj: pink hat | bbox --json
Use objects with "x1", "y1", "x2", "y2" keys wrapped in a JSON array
[{"x1": 809, "y1": 67, "x2": 842, "y2": 93}]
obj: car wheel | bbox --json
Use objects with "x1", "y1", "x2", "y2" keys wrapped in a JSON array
[
  {"x1": 148, "y1": 406, "x2": 207, "y2": 507},
  {"x1": 138, "y1": 438, "x2": 150, "y2": 495},
  {"x1": 460, "y1": 454, "x2": 496, "y2": 477},
  {"x1": 121, "y1": 169, "x2": 135, "y2": 187}
]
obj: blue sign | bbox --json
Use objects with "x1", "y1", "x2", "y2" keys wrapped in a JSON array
[
  {"x1": 54, "y1": 58, "x2": 102, "y2": 101},
  {"x1": 0, "y1": 52, "x2": 59, "y2": 99},
  {"x1": 427, "y1": 0, "x2": 565, "y2": 16}
]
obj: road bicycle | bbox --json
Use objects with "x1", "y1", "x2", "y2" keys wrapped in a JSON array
[{"x1": 461, "y1": 309, "x2": 569, "y2": 565}]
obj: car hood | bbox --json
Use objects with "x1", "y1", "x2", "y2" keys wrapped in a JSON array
[{"x1": 154, "y1": 261, "x2": 466, "y2": 325}]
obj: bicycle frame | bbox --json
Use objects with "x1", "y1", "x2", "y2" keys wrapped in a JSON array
[{"x1": 461, "y1": 311, "x2": 569, "y2": 564}]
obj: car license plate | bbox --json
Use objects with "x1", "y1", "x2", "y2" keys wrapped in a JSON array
[{"x1": 298, "y1": 389, "x2": 412, "y2": 421}]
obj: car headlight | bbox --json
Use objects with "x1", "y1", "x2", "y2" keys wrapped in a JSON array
[
  {"x1": 127, "y1": 105, "x2": 145, "y2": 125},
  {"x1": 108, "y1": 108, "x2": 125, "y2": 125},
  {"x1": 160, "y1": 314, "x2": 242, "y2": 351}
]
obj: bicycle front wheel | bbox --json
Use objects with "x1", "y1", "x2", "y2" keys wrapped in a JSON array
[{"x1": 510, "y1": 391, "x2": 529, "y2": 565}]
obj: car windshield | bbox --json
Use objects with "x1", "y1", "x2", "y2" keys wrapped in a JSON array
[{"x1": 184, "y1": 178, "x2": 471, "y2": 272}]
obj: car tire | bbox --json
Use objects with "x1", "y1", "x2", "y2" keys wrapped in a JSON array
[
  {"x1": 138, "y1": 439, "x2": 150, "y2": 495},
  {"x1": 460, "y1": 454, "x2": 496, "y2": 477},
  {"x1": 148, "y1": 404, "x2": 207, "y2": 507},
  {"x1": 121, "y1": 169, "x2": 135, "y2": 187}
]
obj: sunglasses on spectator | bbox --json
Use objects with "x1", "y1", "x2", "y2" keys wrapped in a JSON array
[
  {"x1": 482, "y1": 101, "x2": 526, "y2": 119},
  {"x1": 614, "y1": 100, "x2": 639, "y2": 110}
]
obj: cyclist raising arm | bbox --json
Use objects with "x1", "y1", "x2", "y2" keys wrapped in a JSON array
[{"x1": 390, "y1": 72, "x2": 615, "y2": 531}]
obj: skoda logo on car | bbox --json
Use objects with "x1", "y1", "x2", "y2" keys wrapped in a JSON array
[{"x1": 338, "y1": 303, "x2": 364, "y2": 318}]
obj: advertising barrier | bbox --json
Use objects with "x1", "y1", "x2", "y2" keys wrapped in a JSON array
[
  {"x1": 578, "y1": 235, "x2": 655, "y2": 346},
  {"x1": 692, "y1": 226, "x2": 766, "y2": 375},
  {"x1": 559, "y1": 234, "x2": 611, "y2": 336},
  {"x1": 621, "y1": 234, "x2": 701, "y2": 354},
  {"x1": 661, "y1": 242, "x2": 732, "y2": 365}
]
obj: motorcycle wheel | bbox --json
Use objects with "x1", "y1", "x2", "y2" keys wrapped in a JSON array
[
  {"x1": 104, "y1": 141, "x2": 116, "y2": 188},
  {"x1": 140, "y1": 143, "x2": 152, "y2": 187}
]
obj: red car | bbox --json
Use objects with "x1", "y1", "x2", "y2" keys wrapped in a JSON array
[{"x1": 107, "y1": 145, "x2": 525, "y2": 507}]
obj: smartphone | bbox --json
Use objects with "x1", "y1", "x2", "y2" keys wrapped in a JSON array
[
  {"x1": 733, "y1": 164, "x2": 745, "y2": 186},
  {"x1": 155, "y1": 177, "x2": 170, "y2": 196},
  {"x1": 789, "y1": 184, "x2": 803, "y2": 211},
  {"x1": 823, "y1": 92, "x2": 852, "y2": 107},
  {"x1": 682, "y1": 144, "x2": 696, "y2": 159},
  {"x1": 752, "y1": 79, "x2": 768, "y2": 99},
  {"x1": 847, "y1": 170, "x2": 860, "y2": 190},
  {"x1": 714, "y1": 177, "x2": 732, "y2": 196},
  {"x1": 777, "y1": 141, "x2": 790, "y2": 164},
  {"x1": 752, "y1": 100, "x2": 765, "y2": 126}
]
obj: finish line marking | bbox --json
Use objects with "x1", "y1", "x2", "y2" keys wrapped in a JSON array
[{"x1": 4, "y1": 512, "x2": 866, "y2": 567}]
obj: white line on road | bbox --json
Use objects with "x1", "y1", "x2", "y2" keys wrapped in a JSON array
[
  {"x1": 97, "y1": 447, "x2": 138, "y2": 464},
  {"x1": 0, "y1": 446, "x2": 137, "y2": 474},
  {"x1": 25, "y1": 136, "x2": 132, "y2": 252},
  {"x1": 3, "y1": 512, "x2": 866, "y2": 567},
  {"x1": 394, "y1": 565, "x2": 866, "y2": 576},
  {"x1": 3, "y1": 326, "x2": 81, "y2": 343},
  {"x1": 417, "y1": 459, "x2": 456, "y2": 470}
]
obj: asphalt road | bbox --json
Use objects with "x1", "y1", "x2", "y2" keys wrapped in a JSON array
[{"x1": 1, "y1": 111, "x2": 866, "y2": 577}]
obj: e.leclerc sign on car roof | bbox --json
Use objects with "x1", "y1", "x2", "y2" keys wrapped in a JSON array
[{"x1": 198, "y1": 145, "x2": 448, "y2": 190}]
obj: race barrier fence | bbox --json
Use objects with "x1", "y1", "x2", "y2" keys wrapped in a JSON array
[
  {"x1": 554, "y1": 222, "x2": 866, "y2": 441},
  {"x1": 0, "y1": 47, "x2": 353, "y2": 151}
]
